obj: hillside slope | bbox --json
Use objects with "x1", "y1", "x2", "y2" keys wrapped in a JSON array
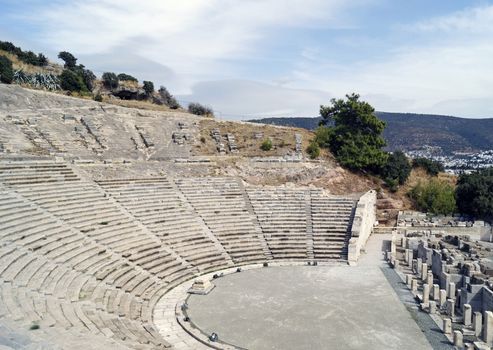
[{"x1": 249, "y1": 112, "x2": 493, "y2": 154}]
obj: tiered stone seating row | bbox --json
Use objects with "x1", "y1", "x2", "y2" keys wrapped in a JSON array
[
  {"x1": 247, "y1": 188, "x2": 310, "y2": 260},
  {"x1": 311, "y1": 190, "x2": 356, "y2": 260},
  {"x1": 9, "y1": 179, "x2": 194, "y2": 287},
  {"x1": 0, "y1": 160, "x2": 359, "y2": 349},
  {"x1": 97, "y1": 178, "x2": 233, "y2": 273},
  {"x1": 0, "y1": 185, "x2": 171, "y2": 349},
  {"x1": 176, "y1": 177, "x2": 268, "y2": 264},
  {"x1": 0, "y1": 161, "x2": 79, "y2": 185}
]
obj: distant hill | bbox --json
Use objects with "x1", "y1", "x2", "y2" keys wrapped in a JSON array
[{"x1": 248, "y1": 112, "x2": 493, "y2": 154}]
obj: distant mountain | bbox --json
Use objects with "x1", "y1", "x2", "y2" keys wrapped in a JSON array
[{"x1": 248, "y1": 112, "x2": 493, "y2": 154}]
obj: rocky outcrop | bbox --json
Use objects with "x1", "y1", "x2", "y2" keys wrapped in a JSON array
[{"x1": 110, "y1": 85, "x2": 147, "y2": 100}]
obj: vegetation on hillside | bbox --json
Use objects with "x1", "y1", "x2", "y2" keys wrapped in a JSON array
[
  {"x1": 318, "y1": 93, "x2": 388, "y2": 172},
  {"x1": 381, "y1": 151, "x2": 411, "y2": 192},
  {"x1": 0, "y1": 41, "x2": 47, "y2": 67},
  {"x1": 306, "y1": 140, "x2": 320, "y2": 159},
  {"x1": 188, "y1": 102, "x2": 214, "y2": 117},
  {"x1": 260, "y1": 138, "x2": 273, "y2": 151},
  {"x1": 412, "y1": 157, "x2": 444, "y2": 176},
  {"x1": 456, "y1": 168, "x2": 493, "y2": 221},
  {"x1": 250, "y1": 113, "x2": 493, "y2": 155},
  {"x1": 117, "y1": 73, "x2": 138, "y2": 82},
  {"x1": 102, "y1": 72, "x2": 119, "y2": 89},
  {"x1": 408, "y1": 179, "x2": 456, "y2": 215},
  {"x1": 0, "y1": 55, "x2": 14, "y2": 84},
  {"x1": 0, "y1": 40, "x2": 210, "y2": 113}
]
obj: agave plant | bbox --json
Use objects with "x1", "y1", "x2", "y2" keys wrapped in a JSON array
[{"x1": 13, "y1": 69, "x2": 60, "y2": 91}]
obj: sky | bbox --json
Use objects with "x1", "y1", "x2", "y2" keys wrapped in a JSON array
[{"x1": 1, "y1": 0, "x2": 493, "y2": 120}]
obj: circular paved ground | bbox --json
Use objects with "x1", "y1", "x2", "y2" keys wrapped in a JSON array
[{"x1": 186, "y1": 264, "x2": 433, "y2": 350}]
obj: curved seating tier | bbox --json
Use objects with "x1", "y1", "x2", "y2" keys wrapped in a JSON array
[{"x1": 0, "y1": 161, "x2": 358, "y2": 349}]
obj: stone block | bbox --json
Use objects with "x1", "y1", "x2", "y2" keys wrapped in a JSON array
[
  {"x1": 484, "y1": 311, "x2": 493, "y2": 345},
  {"x1": 443, "y1": 318, "x2": 452, "y2": 335},
  {"x1": 453, "y1": 330, "x2": 463, "y2": 348},
  {"x1": 464, "y1": 304, "x2": 472, "y2": 327},
  {"x1": 474, "y1": 311, "x2": 482, "y2": 337}
]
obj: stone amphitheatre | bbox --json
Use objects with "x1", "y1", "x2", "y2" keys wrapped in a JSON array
[{"x1": 0, "y1": 84, "x2": 461, "y2": 349}]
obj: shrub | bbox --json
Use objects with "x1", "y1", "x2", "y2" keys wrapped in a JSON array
[
  {"x1": 188, "y1": 102, "x2": 213, "y2": 116},
  {"x1": 412, "y1": 157, "x2": 444, "y2": 176},
  {"x1": 102, "y1": 72, "x2": 119, "y2": 89},
  {"x1": 117, "y1": 73, "x2": 138, "y2": 82},
  {"x1": 0, "y1": 55, "x2": 14, "y2": 84},
  {"x1": 143, "y1": 80, "x2": 154, "y2": 95},
  {"x1": 0, "y1": 41, "x2": 47, "y2": 66},
  {"x1": 59, "y1": 69, "x2": 87, "y2": 92},
  {"x1": 78, "y1": 66, "x2": 96, "y2": 91},
  {"x1": 0, "y1": 41, "x2": 19, "y2": 54},
  {"x1": 408, "y1": 179, "x2": 456, "y2": 215},
  {"x1": 381, "y1": 150, "x2": 411, "y2": 189},
  {"x1": 260, "y1": 138, "x2": 273, "y2": 151},
  {"x1": 93, "y1": 93, "x2": 103, "y2": 102},
  {"x1": 58, "y1": 51, "x2": 77, "y2": 69},
  {"x1": 200, "y1": 136, "x2": 206, "y2": 143},
  {"x1": 456, "y1": 168, "x2": 493, "y2": 221},
  {"x1": 158, "y1": 86, "x2": 180, "y2": 109},
  {"x1": 306, "y1": 140, "x2": 320, "y2": 159}
]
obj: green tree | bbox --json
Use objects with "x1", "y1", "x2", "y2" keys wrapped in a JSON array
[
  {"x1": 143, "y1": 80, "x2": 154, "y2": 95},
  {"x1": 102, "y1": 72, "x2": 119, "y2": 89},
  {"x1": 456, "y1": 168, "x2": 493, "y2": 220},
  {"x1": 260, "y1": 138, "x2": 273, "y2": 151},
  {"x1": 408, "y1": 179, "x2": 456, "y2": 215},
  {"x1": 157, "y1": 86, "x2": 180, "y2": 109},
  {"x1": 0, "y1": 55, "x2": 14, "y2": 84},
  {"x1": 57, "y1": 51, "x2": 77, "y2": 69},
  {"x1": 73, "y1": 65, "x2": 96, "y2": 91},
  {"x1": 59, "y1": 69, "x2": 87, "y2": 92},
  {"x1": 381, "y1": 150, "x2": 411, "y2": 191},
  {"x1": 117, "y1": 73, "x2": 138, "y2": 82},
  {"x1": 319, "y1": 93, "x2": 387, "y2": 172}
]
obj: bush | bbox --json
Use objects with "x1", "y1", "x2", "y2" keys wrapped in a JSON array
[
  {"x1": 93, "y1": 93, "x2": 103, "y2": 102},
  {"x1": 0, "y1": 41, "x2": 47, "y2": 66},
  {"x1": 157, "y1": 86, "x2": 180, "y2": 109},
  {"x1": 260, "y1": 138, "x2": 273, "y2": 151},
  {"x1": 408, "y1": 179, "x2": 456, "y2": 215},
  {"x1": 76, "y1": 66, "x2": 96, "y2": 91},
  {"x1": 381, "y1": 150, "x2": 411, "y2": 189},
  {"x1": 188, "y1": 102, "x2": 213, "y2": 116},
  {"x1": 0, "y1": 55, "x2": 14, "y2": 84},
  {"x1": 59, "y1": 69, "x2": 87, "y2": 92},
  {"x1": 412, "y1": 157, "x2": 444, "y2": 176},
  {"x1": 143, "y1": 80, "x2": 154, "y2": 95},
  {"x1": 306, "y1": 140, "x2": 320, "y2": 159},
  {"x1": 102, "y1": 72, "x2": 119, "y2": 89},
  {"x1": 58, "y1": 51, "x2": 77, "y2": 69},
  {"x1": 117, "y1": 73, "x2": 138, "y2": 82},
  {"x1": 456, "y1": 168, "x2": 493, "y2": 221}
]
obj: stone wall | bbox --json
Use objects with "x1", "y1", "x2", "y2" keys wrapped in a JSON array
[{"x1": 348, "y1": 190, "x2": 377, "y2": 265}]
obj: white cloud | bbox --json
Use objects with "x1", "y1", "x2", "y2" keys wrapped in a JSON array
[
  {"x1": 34, "y1": 0, "x2": 363, "y2": 72},
  {"x1": 290, "y1": 5, "x2": 493, "y2": 118},
  {"x1": 412, "y1": 5, "x2": 493, "y2": 34},
  {"x1": 14, "y1": 1, "x2": 493, "y2": 118},
  {"x1": 178, "y1": 80, "x2": 331, "y2": 119}
]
